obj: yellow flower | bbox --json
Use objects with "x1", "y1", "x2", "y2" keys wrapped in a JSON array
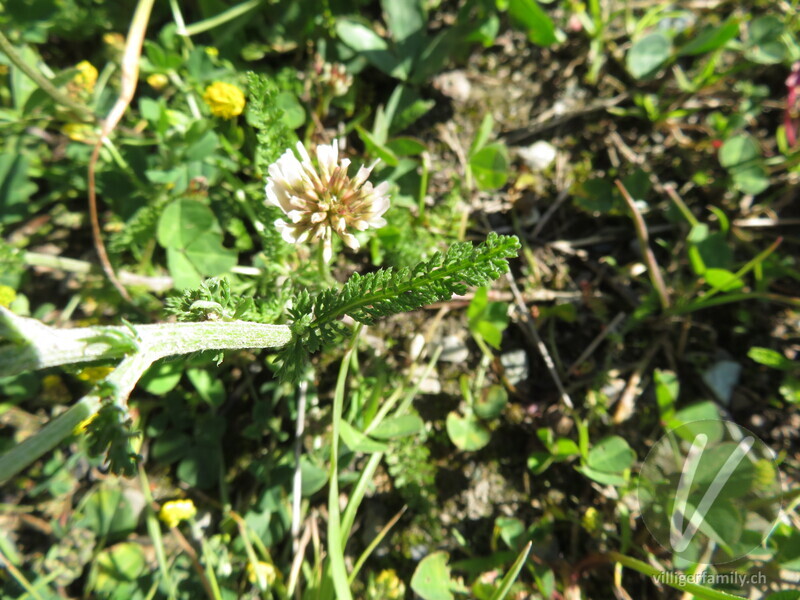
[
  {"x1": 369, "y1": 569, "x2": 405, "y2": 600},
  {"x1": 203, "y1": 82, "x2": 245, "y2": 119},
  {"x1": 159, "y1": 499, "x2": 197, "y2": 528},
  {"x1": 62, "y1": 123, "x2": 97, "y2": 143},
  {"x1": 76, "y1": 366, "x2": 114, "y2": 383},
  {"x1": 204, "y1": 46, "x2": 219, "y2": 57},
  {"x1": 246, "y1": 561, "x2": 277, "y2": 589},
  {"x1": 147, "y1": 73, "x2": 169, "y2": 90},
  {"x1": 581, "y1": 506, "x2": 600, "y2": 533},
  {"x1": 73, "y1": 60, "x2": 98, "y2": 93},
  {"x1": 0, "y1": 285, "x2": 16, "y2": 308}
]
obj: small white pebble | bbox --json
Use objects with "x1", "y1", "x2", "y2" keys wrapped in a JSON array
[{"x1": 517, "y1": 141, "x2": 557, "y2": 171}]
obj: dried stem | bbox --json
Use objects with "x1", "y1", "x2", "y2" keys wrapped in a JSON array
[
  {"x1": 615, "y1": 179, "x2": 671, "y2": 311},
  {"x1": 88, "y1": 0, "x2": 155, "y2": 301},
  {"x1": 506, "y1": 273, "x2": 575, "y2": 409}
]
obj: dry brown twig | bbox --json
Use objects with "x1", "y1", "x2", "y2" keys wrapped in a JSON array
[
  {"x1": 87, "y1": 0, "x2": 156, "y2": 301},
  {"x1": 612, "y1": 337, "x2": 665, "y2": 424},
  {"x1": 567, "y1": 311, "x2": 627, "y2": 376},
  {"x1": 506, "y1": 273, "x2": 575, "y2": 410},
  {"x1": 615, "y1": 179, "x2": 671, "y2": 311}
]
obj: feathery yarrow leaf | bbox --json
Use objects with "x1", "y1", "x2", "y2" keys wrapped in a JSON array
[{"x1": 277, "y1": 233, "x2": 519, "y2": 381}]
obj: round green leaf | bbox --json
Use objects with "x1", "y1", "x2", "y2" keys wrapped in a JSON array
[
  {"x1": 474, "y1": 385, "x2": 508, "y2": 420},
  {"x1": 719, "y1": 135, "x2": 759, "y2": 168},
  {"x1": 157, "y1": 198, "x2": 217, "y2": 249},
  {"x1": 746, "y1": 16, "x2": 786, "y2": 64},
  {"x1": 627, "y1": 32, "x2": 672, "y2": 79},
  {"x1": 575, "y1": 465, "x2": 628, "y2": 487},
  {"x1": 300, "y1": 456, "x2": 328, "y2": 496},
  {"x1": 446, "y1": 412, "x2": 491, "y2": 451},
  {"x1": 79, "y1": 486, "x2": 140, "y2": 538},
  {"x1": 703, "y1": 268, "x2": 744, "y2": 292},
  {"x1": 551, "y1": 437, "x2": 580, "y2": 459},
  {"x1": 275, "y1": 91, "x2": 305, "y2": 129},
  {"x1": 732, "y1": 164, "x2": 769, "y2": 195},
  {"x1": 411, "y1": 551, "x2": 455, "y2": 600},
  {"x1": 469, "y1": 143, "x2": 509, "y2": 190},
  {"x1": 587, "y1": 435, "x2": 635, "y2": 473},
  {"x1": 93, "y1": 542, "x2": 146, "y2": 592}
]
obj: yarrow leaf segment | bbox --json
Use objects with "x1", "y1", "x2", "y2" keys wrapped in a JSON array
[{"x1": 276, "y1": 233, "x2": 520, "y2": 381}]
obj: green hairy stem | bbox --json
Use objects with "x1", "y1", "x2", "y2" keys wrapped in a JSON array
[{"x1": 0, "y1": 307, "x2": 291, "y2": 483}]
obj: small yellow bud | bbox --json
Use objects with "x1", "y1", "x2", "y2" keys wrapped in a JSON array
[
  {"x1": 73, "y1": 61, "x2": 98, "y2": 93},
  {"x1": 581, "y1": 507, "x2": 600, "y2": 533},
  {"x1": 147, "y1": 73, "x2": 169, "y2": 90},
  {"x1": 103, "y1": 33, "x2": 125, "y2": 52},
  {"x1": 62, "y1": 123, "x2": 97, "y2": 143},
  {"x1": 246, "y1": 561, "x2": 277, "y2": 589},
  {"x1": 76, "y1": 366, "x2": 114, "y2": 383},
  {"x1": 0, "y1": 285, "x2": 16, "y2": 308},
  {"x1": 205, "y1": 46, "x2": 219, "y2": 57},
  {"x1": 203, "y1": 82, "x2": 246, "y2": 119},
  {"x1": 159, "y1": 499, "x2": 197, "y2": 528}
]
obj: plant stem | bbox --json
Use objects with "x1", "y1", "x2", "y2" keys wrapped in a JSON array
[
  {"x1": 663, "y1": 184, "x2": 699, "y2": 227},
  {"x1": 326, "y1": 327, "x2": 361, "y2": 600},
  {"x1": 317, "y1": 242, "x2": 334, "y2": 285},
  {"x1": 0, "y1": 307, "x2": 292, "y2": 483},
  {"x1": 183, "y1": 0, "x2": 265, "y2": 36},
  {"x1": 0, "y1": 30, "x2": 96, "y2": 122},
  {"x1": 22, "y1": 251, "x2": 174, "y2": 292},
  {"x1": 87, "y1": 0, "x2": 155, "y2": 302},
  {"x1": 417, "y1": 152, "x2": 430, "y2": 221},
  {"x1": 0, "y1": 307, "x2": 291, "y2": 377},
  {"x1": 615, "y1": 179, "x2": 671, "y2": 310},
  {"x1": 678, "y1": 237, "x2": 783, "y2": 313}
]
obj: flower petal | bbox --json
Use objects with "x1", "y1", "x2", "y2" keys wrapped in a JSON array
[
  {"x1": 341, "y1": 233, "x2": 360, "y2": 250},
  {"x1": 274, "y1": 219, "x2": 299, "y2": 244},
  {"x1": 316, "y1": 140, "x2": 339, "y2": 180}
]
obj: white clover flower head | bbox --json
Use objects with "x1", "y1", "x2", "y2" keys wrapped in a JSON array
[{"x1": 265, "y1": 140, "x2": 390, "y2": 262}]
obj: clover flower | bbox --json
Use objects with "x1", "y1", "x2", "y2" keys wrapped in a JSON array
[
  {"x1": 203, "y1": 82, "x2": 246, "y2": 119},
  {"x1": 265, "y1": 140, "x2": 390, "y2": 262},
  {"x1": 312, "y1": 55, "x2": 353, "y2": 97},
  {"x1": 159, "y1": 499, "x2": 197, "y2": 528}
]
